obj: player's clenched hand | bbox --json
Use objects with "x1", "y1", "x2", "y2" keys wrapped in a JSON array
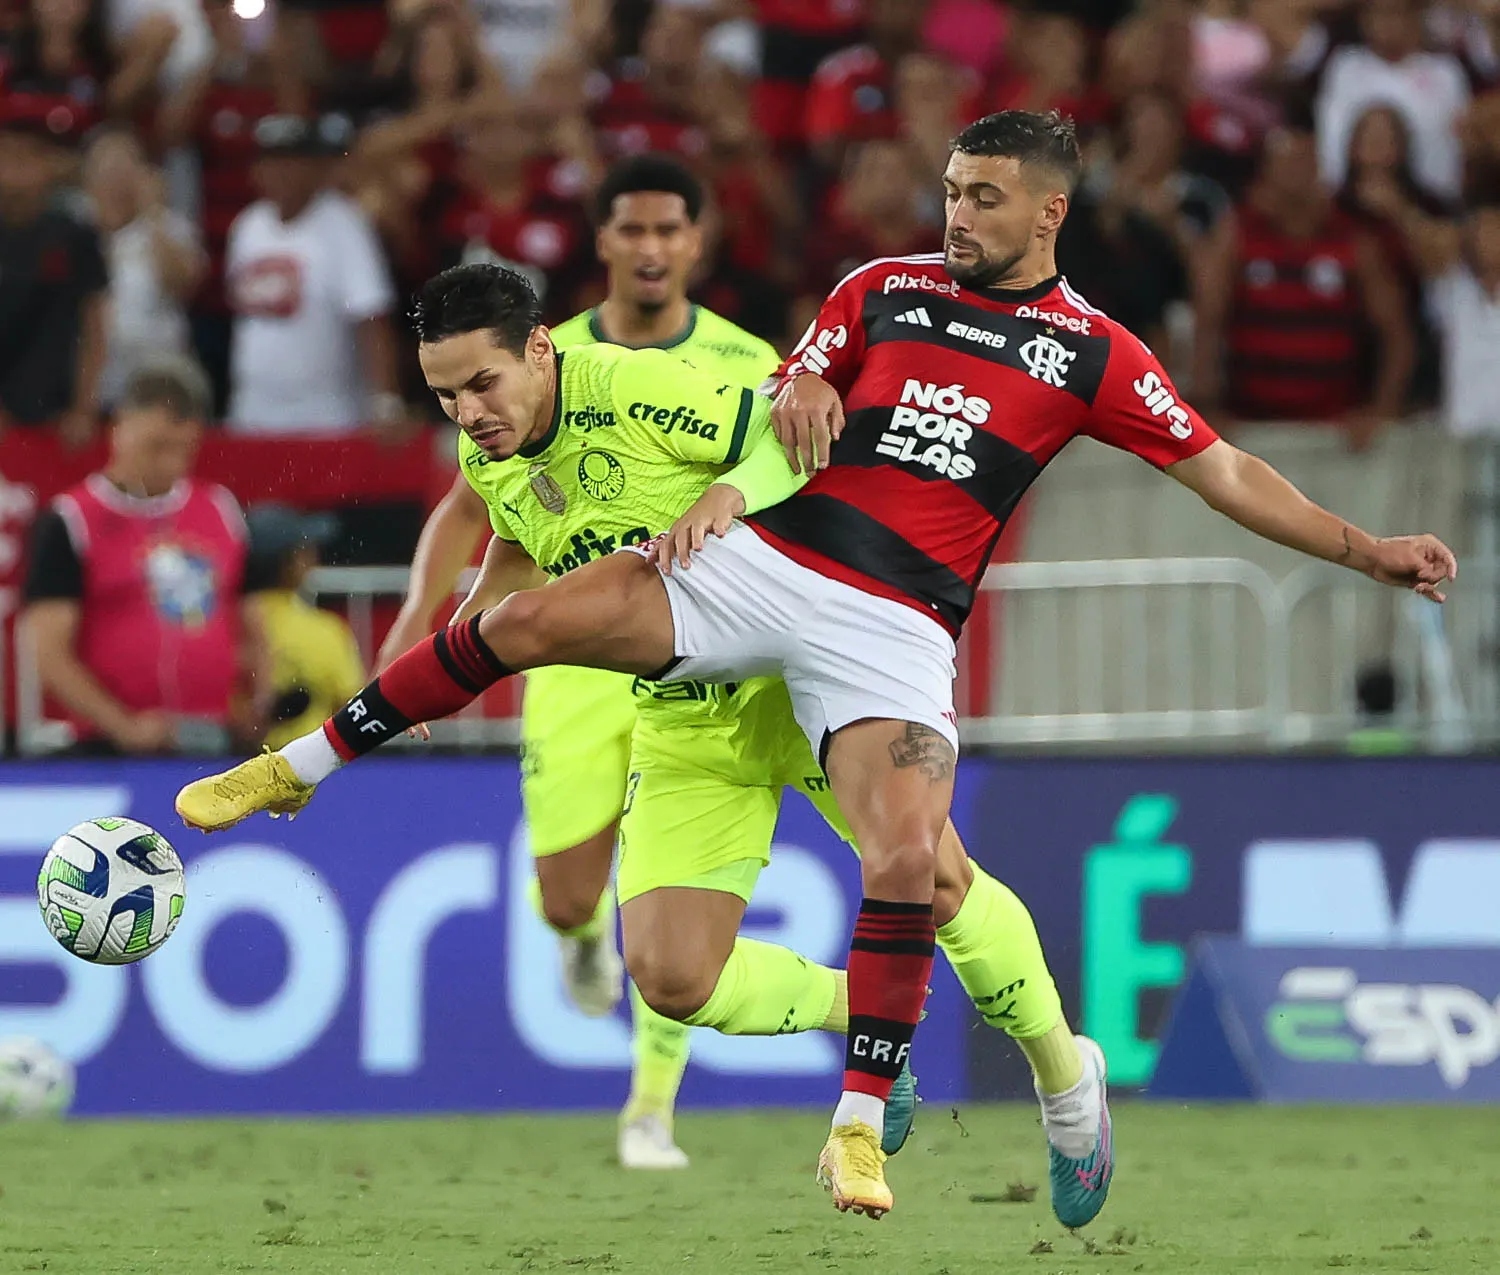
[
  {"x1": 657, "y1": 483, "x2": 746, "y2": 574},
  {"x1": 773, "y1": 374, "x2": 845, "y2": 475},
  {"x1": 1364, "y1": 534, "x2": 1458, "y2": 602}
]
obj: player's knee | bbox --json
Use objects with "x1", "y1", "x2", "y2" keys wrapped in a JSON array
[
  {"x1": 862, "y1": 832, "x2": 940, "y2": 899},
  {"x1": 627, "y1": 948, "x2": 714, "y2": 1022},
  {"x1": 482, "y1": 590, "x2": 554, "y2": 666},
  {"x1": 539, "y1": 888, "x2": 598, "y2": 935}
]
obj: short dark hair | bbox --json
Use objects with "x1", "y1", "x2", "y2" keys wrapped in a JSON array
[
  {"x1": 411, "y1": 264, "x2": 542, "y2": 356},
  {"x1": 594, "y1": 153, "x2": 704, "y2": 224},
  {"x1": 120, "y1": 355, "x2": 211, "y2": 421},
  {"x1": 950, "y1": 110, "x2": 1083, "y2": 192}
]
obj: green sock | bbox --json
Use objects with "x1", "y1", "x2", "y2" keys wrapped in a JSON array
[
  {"x1": 683, "y1": 937, "x2": 839, "y2": 1036},
  {"x1": 938, "y1": 864, "x2": 1080, "y2": 1089},
  {"x1": 623, "y1": 981, "x2": 692, "y2": 1125},
  {"x1": 1017, "y1": 1018, "x2": 1084, "y2": 1095},
  {"x1": 528, "y1": 878, "x2": 613, "y2": 941}
]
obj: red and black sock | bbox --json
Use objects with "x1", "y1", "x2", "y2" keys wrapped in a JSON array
[
  {"x1": 323, "y1": 616, "x2": 514, "y2": 759},
  {"x1": 844, "y1": 898, "x2": 936, "y2": 1099}
]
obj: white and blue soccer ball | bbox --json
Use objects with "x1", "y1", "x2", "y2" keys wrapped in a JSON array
[
  {"x1": 37, "y1": 817, "x2": 186, "y2": 964},
  {"x1": 0, "y1": 1037, "x2": 74, "y2": 1119}
]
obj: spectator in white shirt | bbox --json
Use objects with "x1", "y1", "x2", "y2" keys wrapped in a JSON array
[
  {"x1": 1425, "y1": 205, "x2": 1500, "y2": 438},
  {"x1": 1363, "y1": 184, "x2": 1500, "y2": 436},
  {"x1": 84, "y1": 128, "x2": 206, "y2": 408},
  {"x1": 226, "y1": 114, "x2": 405, "y2": 436},
  {"x1": 1315, "y1": 0, "x2": 1473, "y2": 201}
]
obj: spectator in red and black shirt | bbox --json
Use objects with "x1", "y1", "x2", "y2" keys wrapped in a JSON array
[
  {"x1": 0, "y1": 97, "x2": 106, "y2": 444},
  {"x1": 796, "y1": 138, "x2": 939, "y2": 331},
  {"x1": 592, "y1": 1, "x2": 707, "y2": 163},
  {"x1": 805, "y1": 0, "x2": 932, "y2": 170},
  {"x1": 1193, "y1": 122, "x2": 1414, "y2": 444},
  {"x1": 1337, "y1": 103, "x2": 1457, "y2": 408},
  {"x1": 433, "y1": 97, "x2": 591, "y2": 320},
  {"x1": 352, "y1": 4, "x2": 504, "y2": 296},
  {"x1": 0, "y1": 0, "x2": 176, "y2": 119},
  {"x1": 0, "y1": 0, "x2": 109, "y2": 119},
  {"x1": 750, "y1": 0, "x2": 865, "y2": 151},
  {"x1": 984, "y1": 10, "x2": 1109, "y2": 136}
]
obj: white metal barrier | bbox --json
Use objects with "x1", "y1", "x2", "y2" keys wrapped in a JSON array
[
  {"x1": 308, "y1": 557, "x2": 1490, "y2": 752},
  {"x1": 305, "y1": 564, "x2": 517, "y2": 750},
  {"x1": 964, "y1": 558, "x2": 1284, "y2": 747},
  {"x1": 10, "y1": 557, "x2": 1491, "y2": 755}
]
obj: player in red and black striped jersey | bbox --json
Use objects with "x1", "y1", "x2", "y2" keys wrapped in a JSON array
[
  {"x1": 178, "y1": 111, "x2": 1459, "y2": 1226},
  {"x1": 755, "y1": 246, "x2": 1217, "y2": 635}
]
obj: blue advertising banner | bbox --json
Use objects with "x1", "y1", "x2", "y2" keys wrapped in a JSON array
[
  {"x1": 9, "y1": 755, "x2": 1500, "y2": 1111},
  {"x1": 1149, "y1": 938, "x2": 1500, "y2": 1103},
  {"x1": 0, "y1": 759, "x2": 972, "y2": 1116},
  {"x1": 957, "y1": 757, "x2": 1500, "y2": 1096}
]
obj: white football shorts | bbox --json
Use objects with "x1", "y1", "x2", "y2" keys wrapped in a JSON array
[{"x1": 630, "y1": 522, "x2": 958, "y2": 760}]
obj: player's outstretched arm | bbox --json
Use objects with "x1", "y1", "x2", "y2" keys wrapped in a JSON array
[
  {"x1": 376, "y1": 473, "x2": 490, "y2": 672},
  {"x1": 1167, "y1": 439, "x2": 1458, "y2": 602}
]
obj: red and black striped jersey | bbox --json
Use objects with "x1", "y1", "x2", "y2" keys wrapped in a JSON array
[
  {"x1": 750, "y1": 253, "x2": 1218, "y2": 635},
  {"x1": 1226, "y1": 206, "x2": 1365, "y2": 422}
]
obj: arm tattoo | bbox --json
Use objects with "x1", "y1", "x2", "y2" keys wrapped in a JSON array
[
  {"x1": 1337, "y1": 525, "x2": 1353, "y2": 562},
  {"x1": 888, "y1": 723, "x2": 956, "y2": 783}
]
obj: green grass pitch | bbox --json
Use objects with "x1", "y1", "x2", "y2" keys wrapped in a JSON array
[{"x1": 0, "y1": 1104, "x2": 1494, "y2": 1273}]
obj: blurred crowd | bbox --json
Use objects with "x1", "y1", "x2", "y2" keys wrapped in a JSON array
[{"x1": 1, "y1": 0, "x2": 1498, "y2": 448}]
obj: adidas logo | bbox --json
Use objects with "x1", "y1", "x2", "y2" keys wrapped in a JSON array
[{"x1": 894, "y1": 307, "x2": 932, "y2": 327}]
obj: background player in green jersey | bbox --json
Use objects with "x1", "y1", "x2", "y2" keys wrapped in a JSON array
[
  {"x1": 187, "y1": 263, "x2": 1104, "y2": 1227},
  {"x1": 378, "y1": 157, "x2": 782, "y2": 1170}
]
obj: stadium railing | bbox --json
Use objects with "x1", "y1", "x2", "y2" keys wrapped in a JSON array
[
  {"x1": 8, "y1": 555, "x2": 1492, "y2": 755},
  {"x1": 8, "y1": 424, "x2": 1498, "y2": 755}
]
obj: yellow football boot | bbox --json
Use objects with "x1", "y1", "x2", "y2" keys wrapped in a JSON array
[
  {"x1": 176, "y1": 751, "x2": 315, "y2": 832},
  {"x1": 816, "y1": 1117, "x2": 893, "y2": 1219}
]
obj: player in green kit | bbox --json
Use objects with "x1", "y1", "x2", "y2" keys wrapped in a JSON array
[
  {"x1": 378, "y1": 156, "x2": 784, "y2": 1169},
  {"x1": 184, "y1": 259, "x2": 1108, "y2": 1227}
]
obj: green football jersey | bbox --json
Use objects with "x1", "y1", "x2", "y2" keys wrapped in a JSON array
[
  {"x1": 548, "y1": 304, "x2": 780, "y2": 388},
  {"x1": 459, "y1": 342, "x2": 785, "y2": 578},
  {"x1": 460, "y1": 312, "x2": 792, "y2": 733}
]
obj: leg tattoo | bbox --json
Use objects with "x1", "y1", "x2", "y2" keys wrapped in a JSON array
[{"x1": 888, "y1": 723, "x2": 956, "y2": 782}]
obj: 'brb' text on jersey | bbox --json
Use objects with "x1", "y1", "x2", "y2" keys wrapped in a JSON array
[
  {"x1": 458, "y1": 343, "x2": 778, "y2": 579},
  {"x1": 750, "y1": 253, "x2": 1219, "y2": 635}
]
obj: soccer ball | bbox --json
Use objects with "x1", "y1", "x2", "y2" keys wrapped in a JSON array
[
  {"x1": 38, "y1": 817, "x2": 186, "y2": 964},
  {"x1": 0, "y1": 1037, "x2": 74, "y2": 1119}
]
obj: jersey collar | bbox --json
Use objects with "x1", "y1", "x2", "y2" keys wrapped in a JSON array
[
  {"x1": 86, "y1": 472, "x2": 192, "y2": 517},
  {"x1": 587, "y1": 304, "x2": 699, "y2": 350},
  {"x1": 983, "y1": 273, "x2": 1062, "y2": 304},
  {"x1": 518, "y1": 352, "x2": 565, "y2": 459}
]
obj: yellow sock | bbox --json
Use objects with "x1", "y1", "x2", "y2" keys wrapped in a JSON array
[
  {"x1": 937, "y1": 863, "x2": 1081, "y2": 1089},
  {"x1": 683, "y1": 938, "x2": 838, "y2": 1036},
  {"x1": 527, "y1": 877, "x2": 612, "y2": 941},
  {"x1": 1017, "y1": 1017, "x2": 1084, "y2": 1095},
  {"x1": 622, "y1": 982, "x2": 691, "y2": 1124},
  {"x1": 822, "y1": 970, "x2": 849, "y2": 1034}
]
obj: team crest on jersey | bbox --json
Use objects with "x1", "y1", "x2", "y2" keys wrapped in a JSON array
[
  {"x1": 578, "y1": 450, "x2": 626, "y2": 501},
  {"x1": 528, "y1": 463, "x2": 568, "y2": 514},
  {"x1": 1019, "y1": 334, "x2": 1077, "y2": 388}
]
